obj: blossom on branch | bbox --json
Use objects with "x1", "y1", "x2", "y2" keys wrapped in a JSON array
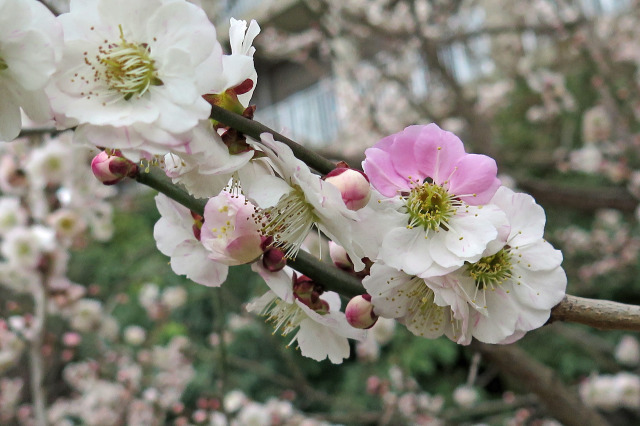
[
  {"x1": 245, "y1": 134, "x2": 364, "y2": 268},
  {"x1": 153, "y1": 193, "x2": 227, "y2": 287},
  {"x1": 0, "y1": 0, "x2": 62, "y2": 141},
  {"x1": 48, "y1": 0, "x2": 223, "y2": 160},
  {"x1": 364, "y1": 187, "x2": 567, "y2": 345},
  {"x1": 248, "y1": 263, "x2": 366, "y2": 363},
  {"x1": 362, "y1": 124, "x2": 507, "y2": 278}
]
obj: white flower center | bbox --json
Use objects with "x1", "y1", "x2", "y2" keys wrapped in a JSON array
[
  {"x1": 263, "y1": 298, "x2": 306, "y2": 337},
  {"x1": 258, "y1": 186, "x2": 316, "y2": 258},
  {"x1": 466, "y1": 248, "x2": 513, "y2": 290},
  {"x1": 404, "y1": 179, "x2": 460, "y2": 232},
  {"x1": 84, "y1": 25, "x2": 163, "y2": 101},
  {"x1": 402, "y1": 277, "x2": 444, "y2": 337}
]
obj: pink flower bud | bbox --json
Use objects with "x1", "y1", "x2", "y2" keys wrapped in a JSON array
[
  {"x1": 262, "y1": 248, "x2": 286, "y2": 272},
  {"x1": 91, "y1": 150, "x2": 138, "y2": 185},
  {"x1": 325, "y1": 168, "x2": 371, "y2": 211},
  {"x1": 329, "y1": 241, "x2": 352, "y2": 270},
  {"x1": 345, "y1": 294, "x2": 378, "y2": 329}
]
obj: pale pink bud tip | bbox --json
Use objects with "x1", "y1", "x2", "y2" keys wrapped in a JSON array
[
  {"x1": 345, "y1": 294, "x2": 378, "y2": 329},
  {"x1": 325, "y1": 168, "x2": 371, "y2": 211},
  {"x1": 329, "y1": 241, "x2": 352, "y2": 270},
  {"x1": 91, "y1": 150, "x2": 138, "y2": 185}
]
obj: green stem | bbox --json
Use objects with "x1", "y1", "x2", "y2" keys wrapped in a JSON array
[
  {"x1": 289, "y1": 251, "x2": 363, "y2": 298},
  {"x1": 135, "y1": 167, "x2": 206, "y2": 214},
  {"x1": 134, "y1": 168, "x2": 364, "y2": 297},
  {"x1": 209, "y1": 105, "x2": 338, "y2": 175}
]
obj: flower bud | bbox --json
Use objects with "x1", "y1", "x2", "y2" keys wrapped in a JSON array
[
  {"x1": 91, "y1": 150, "x2": 138, "y2": 185},
  {"x1": 329, "y1": 241, "x2": 352, "y2": 270},
  {"x1": 345, "y1": 294, "x2": 378, "y2": 329},
  {"x1": 325, "y1": 167, "x2": 371, "y2": 211},
  {"x1": 262, "y1": 248, "x2": 286, "y2": 272}
]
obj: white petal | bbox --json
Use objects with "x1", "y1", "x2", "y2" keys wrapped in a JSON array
[
  {"x1": 295, "y1": 318, "x2": 350, "y2": 364},
  {"x1": 171, "y1": 241, "x2": 228, "y2": 287}
]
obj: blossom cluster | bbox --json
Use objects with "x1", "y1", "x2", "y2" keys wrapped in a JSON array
[{"x1": 1, "y1": 0, "x2": 567, "y2": 365}]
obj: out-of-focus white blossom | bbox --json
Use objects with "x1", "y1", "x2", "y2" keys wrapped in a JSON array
[
  {"x1": 615, "y1": 335, "x2": 640, "y2": 367},
  {"x1": 161, "y1": 286, "x2": 188, "y2": 310},
  {"x1": 580, "y1": 372, "x2": 640, "y2": 410},
  {"x1": 123, "y1": 325, "x2": 146, "y2": 346},
  {"x1": 69, "y1": 299, "x2": 103, "y2": 333},
  {"x1": 453, "y1": 385, "x2": 478, "y2": 408}
]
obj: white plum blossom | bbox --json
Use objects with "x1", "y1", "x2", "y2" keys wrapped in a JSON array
[
  {"x1": 453, "y1": 385, "x2": 478, "y2": 408},
  {"x1": 580, "y1": 372, "x2": 640, "y2": 410},
  {"x1": 48, "y1": 0, "x2": 224, "y2": 160},
  {"x1": 245, "y1": 134, "x2": 363, "y2": 267},
  {"x1": 248, "y1": 264, "x2": 366, "y2": 363},
  {"x1": 162, "y1": 121, "x2": 254, "y2": 198},
  {"x1": 25, "y1": 138, "x2": 73, "y2": 189},
  {"x1": 160, "y1": 286, "x2": 187, "y2": 310},
  {"x1": 615, "y1": 335, "x2": 640, "y2": 367},
  {"x1": 69, "y1": 299, "x2": 104, "y2": 333},
  {"x1": 423, "y1": 186, "x2": 567, "y2": 344},
  {"x1": 363, "y1": 262, "x2": 460, "y2": 342},
  {"x1": 0, "y1": 0, "x2": 62, "y2": 141},
  {"x1": 153, "y1": 193, "x2": 227, "y2": 287},
  {"x1": 211, "y1": 18, "x2": 261, "y2": 106},
  {"x1": 161, "y1": 18, "x2": 260, "y2": 197}
]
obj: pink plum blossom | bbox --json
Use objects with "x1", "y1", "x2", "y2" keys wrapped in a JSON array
[
  {"x1": 153, "y1": 194, "x2": 227, "y2": 287},
  {"x1": 200, "y1": 191, "x2": 263, "y2": 266},
  {"x1": 362, "y1": 124, "x2": 508, "y2": 277}
]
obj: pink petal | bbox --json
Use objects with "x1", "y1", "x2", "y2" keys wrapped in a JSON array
[
  {"x1": 362, "y1": 147, "x2": 408, "y2": 197},
  {"x1": 413, "y1": 124, "x2": 465, "y2": 184},
  {"x1": 448, "y1": 154, "x2": 500, "y2": 204}
]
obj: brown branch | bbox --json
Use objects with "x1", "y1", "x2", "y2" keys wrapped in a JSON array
[
  {"x1": 517, "y1": 178, "x2": 638, "y2": 213},
  {"x1": 550, "y1": 295, "x2": 640, "y2": 331},
  {"x1": 472, "y1": 342, "x2": 610, "y2": 426}
]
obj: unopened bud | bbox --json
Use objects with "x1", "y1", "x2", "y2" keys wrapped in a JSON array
[
  {"x1": 91, "y1": 150, "x2": 137, "y2": 185},
  {"x1": 263, "y1": 248, "x2": 286, "y2": 272},
  {"x1": 325, "y1": 168, "x2": 371, "y2": 211},
  {"x1": 345, "y1": 294, "x2": 378, "y2": 329},
  {"x1": 293, "y1": 275, "x2": 315, "y2": 303},
  {"x1": 329, "y1": 241, "x2": 352, "y2": 270}
]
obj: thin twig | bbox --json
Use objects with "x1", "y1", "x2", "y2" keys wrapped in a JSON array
[{"x1": 209, "y1": 105, "x2": 337, "y2": 175}]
